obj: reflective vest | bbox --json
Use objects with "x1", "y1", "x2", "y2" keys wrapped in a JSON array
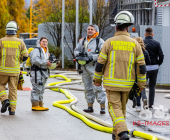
[
  {"x1": 94, "y1": 31, "x2": 146, "y2": 91},
  {"x1": 0, "y1": 35, "x2": 28, "y2": 76}
]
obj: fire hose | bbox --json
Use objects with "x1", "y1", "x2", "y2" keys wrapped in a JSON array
[{"x1": 22, "y1": 71, "x2": 169, "y2": 140}]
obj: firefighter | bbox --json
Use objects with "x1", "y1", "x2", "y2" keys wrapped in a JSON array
[
  {"x1": 74, "y1": 25, "x2": 106, "y2": 114},
  {"x1": 30, "y1": 36, "x2": 52, "y2": 111},
  {"x1": 0, "y1": 21, "x2": 28, "y2": 115},
  {"x1": 93, "y1": 11, "x2": 146, "y2": 140}
]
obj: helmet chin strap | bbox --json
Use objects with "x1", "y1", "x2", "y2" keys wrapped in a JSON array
[{"x1": 6, "y1": 30, "x2": 17, "y2": 35}]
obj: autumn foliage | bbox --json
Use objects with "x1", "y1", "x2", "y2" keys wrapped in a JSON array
[{"x1": 0, "y1": 0, "x2": 29, "y2": 38}]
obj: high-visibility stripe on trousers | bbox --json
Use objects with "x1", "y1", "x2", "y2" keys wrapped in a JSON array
[
  {"x1": 0, "y1": 75, "x2": 19, "y2": 112},
  {"x1": 106, "y1": 90, "x2": 129, "y2": 138}
]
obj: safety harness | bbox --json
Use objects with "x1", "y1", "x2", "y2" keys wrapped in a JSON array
[
  {"x1": 82, "y1": 36, "x2": 100, "y2": 54},
  {"x1": 77, "y1": 37, "x2": 100, "y2": 74},
  {"x1": 31, "y1": 47, "x2": 48, "y2": 85}
]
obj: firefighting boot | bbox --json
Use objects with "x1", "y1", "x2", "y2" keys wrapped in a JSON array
[
  {"x1": 39, "y1": 102, "x2": 49, "y2": 110},
  {"x1": 118, "y1": 131, "x2": 129, "y2": 140},
  {"x1": 100, "y1": 104, "x2": 105, "y2": 114},
  {"x1": 83, "y1": 103, "x2": 94, "y2": 113},
  {"x1": 1, "y1": 99, "x2": 10, "y2": 113},
  {"x1": 112, "y1": 133, "x2": 116, "y2": 140},
  {"x1": 32, "y1": 102, "x2": 48, "y2": 111},
  {"x1": 8, "y1": 107, "x2": 15, "y2": 115}
]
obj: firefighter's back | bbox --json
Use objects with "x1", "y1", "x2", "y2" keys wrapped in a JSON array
[{"x1": 100, "y1": 31, "x2": 143, "y2": 92}]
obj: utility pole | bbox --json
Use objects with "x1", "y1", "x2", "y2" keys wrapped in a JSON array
[
  {"x1": 89, "y1": 0, "x2": 92, "y2": 24},
  {"x1": 30, "y1": 0, "x2": 32, "y2": 38},
  {"x1": 76, "y1": 0, "x2": 79, "y2": 70},
  {"x1": 62, "y1": 0, "x2": 65, "y2": 68}
]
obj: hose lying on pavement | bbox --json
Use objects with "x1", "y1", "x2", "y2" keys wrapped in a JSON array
[
  {"x1": 47, "y1": 77, "x2": 113, "y2": 133},
  {"x1": 47, "y1": 74, "x2": 160, "y2": 140},
  {"x1": 165, "y1": 94, "x2": 170, "y2": 99},
  {"x1": 22, "y1": 71, "x2": 162, "y2": 140}
]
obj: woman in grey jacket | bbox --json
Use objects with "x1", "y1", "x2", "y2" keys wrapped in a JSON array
[{"x1": 30, "y1": 36, "x2": 52, "y2": 111}]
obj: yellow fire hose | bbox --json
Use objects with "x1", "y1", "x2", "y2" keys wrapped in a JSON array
[
  {"x1": 47, "y1": 74, "x2": 159, "y2": 140},
  {"x1": 22, "y1": 71, "x2": 160, "y2": 140}
]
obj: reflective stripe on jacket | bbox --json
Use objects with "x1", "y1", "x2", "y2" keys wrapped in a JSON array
[
  {"x1": 94, "y1": 31, "x2": 146, "y2": 92},
  {"x1": 0, "y1": 35, "x2": 28, "y2": 76}
]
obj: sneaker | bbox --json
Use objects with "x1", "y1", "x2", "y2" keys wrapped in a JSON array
[
  {"x1": 149, "y1": 105, "x2": 153, "y2": 110},
  {"x1": 136, "y1": 106, "x2": 141, "y2": 112},
  {"x1": 143, "y1": 99, "x2": 148, "y2": 109}
]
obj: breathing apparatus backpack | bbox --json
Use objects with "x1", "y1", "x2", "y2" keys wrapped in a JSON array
[
  {"x1": 26, "y1": 47, "x2": 35, "y2": 67},
  {"x1": 26, "y1": 48, "x2": 58, "y2": 69},
  {"x1": 75, "y1": 37, "x2": 100, "y2": 65},
  {"x1": 26, "y1": 47, "x2": 58, "y2": 85}
]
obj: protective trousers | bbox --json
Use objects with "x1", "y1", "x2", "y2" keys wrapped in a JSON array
[
  {"x1": 0, "y1": 75, "x2": 19, "y2": 112},
  {"x1": 106, "y1": 90, "x2": 129, "y2": 140},
  {"x1": 82, "y1": 65, "x2": 106, "y2": 105},
  {"x1": 30, "y1": 70, "x2": 48, "y2": 106}
]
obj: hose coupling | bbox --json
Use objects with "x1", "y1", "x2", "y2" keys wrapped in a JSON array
[{"x1": 129, "y1": 129, "x2": 136, "y2": 137}]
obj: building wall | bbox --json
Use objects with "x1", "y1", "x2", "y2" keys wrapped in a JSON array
[
  {"x1": 140, "y1": 25, "x2": 170, "y2": 84},
  {"x1": 162, "y1": 6, "x2": 170, "y2": 26},
  {"x1": 118, "y1": 0, "x2": 156, "y2": 26},
  {"x1": 38, "y1": 23, "x2": 115, "y2": 60},
  {"x1": 157, "y1": 6, "x2": 170, "y2": 26}
]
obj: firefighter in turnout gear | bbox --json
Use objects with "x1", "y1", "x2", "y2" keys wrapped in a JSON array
[
  {"x1": 74, "y1": 25, "x2": 106, "y2": 114},
  {"x1": 93, "y1": 11, "x2": 146, "y2": 140},
  {"x1": 0, "y1": 21, "x2": 28, "y2": 115}
]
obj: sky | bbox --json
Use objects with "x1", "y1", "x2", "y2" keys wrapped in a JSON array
[
  {"x1": 25, "y1": 0, "x2": 30, "y2": 4},
  {"x1": 25, "y1": 0, "x2": 30, "y2": 8}
]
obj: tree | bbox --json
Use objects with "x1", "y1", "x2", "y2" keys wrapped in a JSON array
[
  {"x1": 0, "y1": 0, "x2": 10, "y2": 38},
  {"x1": 34, "y1": 0, "x2": 89, "y2": 50},
  {"x1": 92, "y1": 0, "x2": 118, "y2": 38},
  {"x1": 64, "y1": 0, "x2": 89, "y2": 57},
  {"x1": 7, "y1": 0, "x2": 29, "y2": 34},
  {"x1": 34, "y1": 0, "x2": 63, "y2": 47}
]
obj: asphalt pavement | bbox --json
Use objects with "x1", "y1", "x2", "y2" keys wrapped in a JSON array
[{"x1": 0, "y1": 71, "x2": 169, "y2": 140}]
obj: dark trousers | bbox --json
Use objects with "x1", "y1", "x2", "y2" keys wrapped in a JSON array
[
  {"x1": 136, "y1": 89, "x2": 147, "y2": 106},
  {"x1": 146, "y1": 69, "x2": 158, "y2": 106}
]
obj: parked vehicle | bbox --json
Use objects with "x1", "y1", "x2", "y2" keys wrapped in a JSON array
[
  {"x1": 20, "y1": 38, "x2": 38, "y2": 70},
  {"x1": 23, "y1": 38, "x2": 38, "y2": 49}
]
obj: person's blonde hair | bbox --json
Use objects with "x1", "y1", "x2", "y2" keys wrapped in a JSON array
[{"x1": 135, "y1": 37, "x2": 145, "y2": 51}]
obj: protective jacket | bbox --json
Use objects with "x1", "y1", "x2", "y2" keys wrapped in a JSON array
[
  {"x1": 74, "y1": 35, "x2": 104, "y2": 69},
  {"x1": 30, "y1": 44, "x2": 50, "y2": 104},
  {"x1": 93, "y1": 32, "x2": 146, "y2": 92},
  {"x1": 30, "y1": 44, "x2": 49, "y2": 79},
  {"x1": 0, "y1": 35, "x2": 28, "y2": 76},
  {"x1": 74, "y1": 25, "x2": 106, "y2": 104},
  {"x1": 144, "y1": 36, "x2": 164, "y2": 66}
]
